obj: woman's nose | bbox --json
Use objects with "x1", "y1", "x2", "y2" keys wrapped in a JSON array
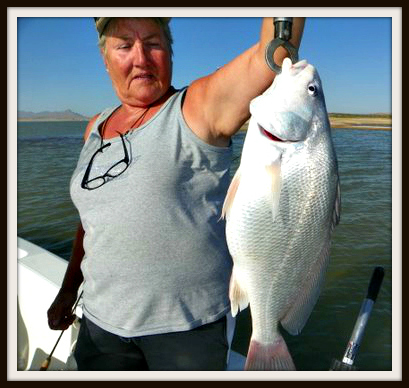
[{"x1": 132, "y1": 42, "x2": 149, "y2": 67}]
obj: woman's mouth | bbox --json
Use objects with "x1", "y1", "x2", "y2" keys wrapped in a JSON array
[{"x1": 133, "y1": 73, "x2": 154, "y2": 81}]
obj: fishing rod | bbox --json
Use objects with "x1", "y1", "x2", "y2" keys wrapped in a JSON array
[
  {"x1": 330, "y1": 266, "x2": 384, "y2": 371},
  {"x1": 39, "y1": 290, "x2": 83, "y2": 371}
]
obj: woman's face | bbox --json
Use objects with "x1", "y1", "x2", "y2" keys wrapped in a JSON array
[{"x1": 103, "y1": 18, "x2": 172, "y2": 107}]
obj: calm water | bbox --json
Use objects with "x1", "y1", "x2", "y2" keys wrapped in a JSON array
[{"x1": 17, "y1": 121, "x2": 392, "y2": 371}]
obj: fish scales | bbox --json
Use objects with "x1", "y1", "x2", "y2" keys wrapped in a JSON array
[{"x1": 222, "y1": 58, "x2": 340, "y2": 371}]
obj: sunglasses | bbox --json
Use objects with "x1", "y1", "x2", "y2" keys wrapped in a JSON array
[{"x1": 81, "y1": 132, "x2": 130, "y2": 190}]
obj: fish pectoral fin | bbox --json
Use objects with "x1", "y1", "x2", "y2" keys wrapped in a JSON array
[
  {"x1": 229, "y1": 267, "x2": 249, "y2": 317},
  {"x1": 221, "y1": 167, "x2": 241, "y2": 220},
  {"x1": 265, "y1": 162, "x2": 282, "y2": 221},
  {"x1": 280, "y1": 241, "x2": 331, "y2": 335}
]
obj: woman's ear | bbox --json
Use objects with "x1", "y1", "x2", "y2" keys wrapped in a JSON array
[{"x1": 100, "y1": 48, "x2": 109, "y2": 71}]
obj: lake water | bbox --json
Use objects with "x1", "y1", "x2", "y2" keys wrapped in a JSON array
[{"x1": 16, "y1": 121, "x2": 393, "y2": 371}]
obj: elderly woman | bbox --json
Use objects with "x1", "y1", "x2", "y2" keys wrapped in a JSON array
[{"x1": 47, "y1": 17, "x2": 305, "y2": 371}]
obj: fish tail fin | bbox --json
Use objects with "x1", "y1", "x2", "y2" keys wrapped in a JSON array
[
  {"x1": 229, "y1": 268, "x2": 249, "y2": 317},
  {"x1": 245, "y1": 336, "x2": 296, "y2": 371}
]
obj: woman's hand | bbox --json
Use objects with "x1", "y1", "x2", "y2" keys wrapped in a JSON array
[
  {"x1": 47, "y1": 223, "x2": 85, "y2": 331},
  {"x1": 47, "y1": 289, "x2": 78, "y2": 330},
  {"x1": 183, "y1": 17, "x2": 305, "y2": 146}
]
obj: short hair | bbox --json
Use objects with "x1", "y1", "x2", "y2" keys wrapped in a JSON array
[{"x1": 98, "y1": 17, "x2": 173, "y2": 57}]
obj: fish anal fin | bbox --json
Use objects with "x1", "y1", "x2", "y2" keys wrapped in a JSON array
[
  {"x1": 265, "y1": 162, "x2": 282, "y2": 221},
  {"x1": 221, "y1": 167, "x2": 241, "y2": 220},
  {"x1": 229, "y1": 267, "x2": 249, "y2": 317},
  {"x1": 280, "y1": 241, "x2": 331, "y2": 335}
]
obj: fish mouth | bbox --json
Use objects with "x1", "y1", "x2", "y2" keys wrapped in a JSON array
[
  {"x1": 258, "y1": 124, "x2": 285, "y2": 142},
  {"x1": 258, "y1": 124, "x2": 301, "y2": 143}
]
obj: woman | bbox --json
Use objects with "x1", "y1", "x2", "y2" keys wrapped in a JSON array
[{"x1": 47, "y1": 17, "x2": 305, "y2": 371}]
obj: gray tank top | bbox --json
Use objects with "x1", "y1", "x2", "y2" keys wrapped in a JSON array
[{"x1": 70, "y1": 88, "x2": 233, "y2": 337}]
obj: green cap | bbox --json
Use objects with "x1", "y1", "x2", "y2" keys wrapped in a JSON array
[{"x1": 94, "y1": 17, "x2": 171, "y2": 37}]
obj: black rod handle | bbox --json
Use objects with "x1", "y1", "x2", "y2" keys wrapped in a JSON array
[{"x1": 366, "y1": 266, "x2": 385, "y2": 302}]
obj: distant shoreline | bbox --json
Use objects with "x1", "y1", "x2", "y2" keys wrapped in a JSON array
[
  {"x1": 239, "y1": 114, "x2": 392, "y2": 132},
  {"x1": 328, "y1": 114, "x2": 391, "y2": 131},
  {"x1": 331, "y1": 125, "x2": 391, "y2": 131},
  {"x1": 18, "y1": 114, "x2": 392, "y2": 131}
]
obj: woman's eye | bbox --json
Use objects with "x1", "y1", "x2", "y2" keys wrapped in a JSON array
[{"x1": 146, "y1": 41, "x2": 161, "y2": 48}]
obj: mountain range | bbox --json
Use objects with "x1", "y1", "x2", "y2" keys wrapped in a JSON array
[{"x1": 18, "y1": 109, "x2": 90, "y2": 122}]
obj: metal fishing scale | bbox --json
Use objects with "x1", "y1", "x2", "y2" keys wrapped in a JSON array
[{"x1": 265, "y1": 17, "x2": 299, "y2": 74}]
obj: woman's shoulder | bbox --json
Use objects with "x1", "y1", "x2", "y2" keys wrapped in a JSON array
[
  {"x1": 83, "y1": 113, "x2": 101, "y2": 142},
  {"x1": 83, "y1": 105, "x2": 126, "y2": 142}
]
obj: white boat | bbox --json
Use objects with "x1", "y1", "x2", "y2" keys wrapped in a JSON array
[{"x1": 17, "y1": 237, "x2": 246, "y2": 371}]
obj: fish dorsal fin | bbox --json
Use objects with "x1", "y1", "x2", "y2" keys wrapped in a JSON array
[
  {"x1": 281, "y1": 177, "x2": 340, "y2": 335},
  {"x1": 265, "y1": 161, "x2": 282, "y2": 221},
  {"x1": 221, "y1": 167, "x2": 241, "y2": 220},
  {"x1": 332, "y1": 179, "x2": 341, "y2": 231}
]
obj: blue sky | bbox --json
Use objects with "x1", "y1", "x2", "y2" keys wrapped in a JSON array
[{"x1": 14, "y1": 9, "x2": 397, "y2": 117}]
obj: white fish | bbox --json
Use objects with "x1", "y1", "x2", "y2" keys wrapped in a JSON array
[{"x1": 222, "y1": 58, "x2": 341, "y2": 371}]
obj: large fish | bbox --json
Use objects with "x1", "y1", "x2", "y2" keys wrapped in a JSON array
[{"x1": 222, "y1": 58, "x2": 341, "y2": 371}]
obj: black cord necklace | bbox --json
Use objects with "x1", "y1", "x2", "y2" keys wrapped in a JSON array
[{"x1": 100, "y1": 105, "x2": 151, "y2": 142}]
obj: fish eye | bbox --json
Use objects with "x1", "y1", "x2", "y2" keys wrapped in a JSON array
[{"x1": 308, "y1": 84, "x2": 317, "y2": 96}]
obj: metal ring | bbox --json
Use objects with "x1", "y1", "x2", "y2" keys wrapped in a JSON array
[{"x1": 265, "y1": 38, "x2": 299, "y2": 74}]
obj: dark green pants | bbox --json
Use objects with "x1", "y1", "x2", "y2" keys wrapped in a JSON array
[{"x1": 74, "y1": 315, "x2": 229, "y2": 371}]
